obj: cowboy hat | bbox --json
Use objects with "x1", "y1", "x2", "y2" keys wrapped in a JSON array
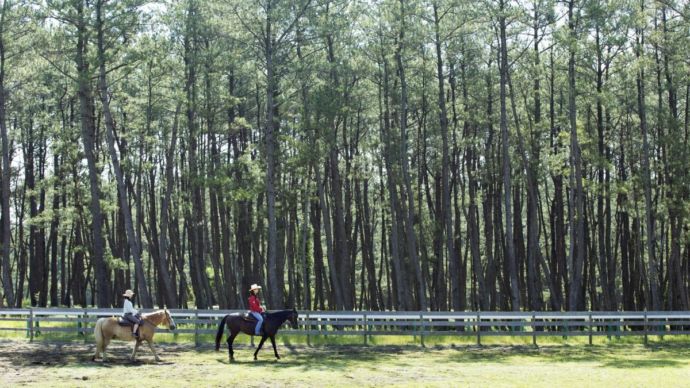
[
  {"x1": 249, "y1": 284, "x2": 262, "y2": 292},
  {"x1": 122, "y1": 289, "x2": 135, "y2": 298}
]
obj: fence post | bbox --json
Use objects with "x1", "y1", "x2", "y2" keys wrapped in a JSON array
[
  {"x1": 306, "y1": 312, "x2": 311, "y2": 347},
  {"x1": 644, "y1": 309, "x2": 647, "y2": 346},
  {"x1": 588, "y1": 312, "x2": 593, "y2": 346},
  {"x1": 564, "y1": 319, "x2": 569, "y2": 340},
  {"x1": 532, "y1": 312, "x2": 537, "y2": 347},
  {"x1": 476, "y1": 312, "x2": 481, "y2": 346},
  {"x1": 29, "y1": 308, "x2": 34, "y2": 342},
  {"x1": 77, "y1": 310, "x2": 82, "y2": 337},
  {"x1": 83, "y1": 309, "x2": 89, "y2": 343},
  {"x1": 194, "y1": 310, "x2": 199, "y2": 348},
  {"x1": 419, "y1": 313, "x2": 425, "y2": 348},
  {"x1": 363, "y1": 313, "x2": 368, "y2": 346}
]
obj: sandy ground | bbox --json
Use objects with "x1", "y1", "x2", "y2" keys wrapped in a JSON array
[
  {"x1": 0, "y1": 340, "x2": 186, "y2": 386},
  {"x1": 2, "y1": 339, "x2": 690, "y2": 387}
]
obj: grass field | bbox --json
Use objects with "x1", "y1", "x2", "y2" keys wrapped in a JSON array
[{"x1": 1, "y1": 336, "x2": 689, "y2": 387}]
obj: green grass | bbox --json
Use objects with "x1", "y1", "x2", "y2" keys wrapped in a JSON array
[
  {"x1": 1, "y1": 337, "x2": 690, "y2": 387},
  {"x1": 2, "y1": 316, "x2": 688, "y2": 347}
]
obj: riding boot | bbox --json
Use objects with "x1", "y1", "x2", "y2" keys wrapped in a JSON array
[{"x1": 133, "y1": 324, "x2": 139, "y2": 338}]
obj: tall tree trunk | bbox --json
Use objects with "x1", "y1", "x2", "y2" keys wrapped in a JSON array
[
  {"x1": 95, "y1": 0, "x2": 152, "y2": 308},
  {"x1": 433, "y1": 2, "x2": 466, "y2": 311},
  {"x1": 157, "y1": 104, "x2": 181, "y2": 308},
  {"x1": 0, "y1": 0, "x2": 14, "y2": 307},
  {"x1": 264, "y1": 1, "x2": 282, "y2": 308},
  {"x1": 184, "y1": 0, "x2": 210, "y2": 308},
  {"x1": 594, "y1": 25, "x2": 611, "y2": 311},
  {"x1": 567, "y1": 0, "x2": 585, "y2": 311},
  {"x1": 526, "y1": 4, "x2": 544, "y2": 311},
  {"x1": 49, "y1": 153, "x2": 60, "y2": 307},
  {"x1": 380, "y1": 50, "x2": 409, "y2": 310},
  {"x1": 207, "y1": 97, "x2": 228, "y2": 309},
  {"x1": 636, "y1": 0, "x2": 660, "y2": 310},
  {"x1": 26, "y1": 121, "x2": 42, "y2": 307},
  {"x1": 661, "y1": 7, "x2": 688, "y2": 311},
  {"x1": 76, "y1": 0, "x2": 109, "y2": 306},
  {"x1": 549, "y1": 48, "x2": 565, "y2": 311},
  {"x1": 325, "y1": 35, "x2": 352, "y2": 310},
  {"x1": 395, "y1": 0, "x2": 426, "y2": 311},
  {"x1": 481, "y1": 53, "x2": 498, "y2": 310},
  {"x1": 498, "y1": 0, "x2": 520, "y2": 310}
]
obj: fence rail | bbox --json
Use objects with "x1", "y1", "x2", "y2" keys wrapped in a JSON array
[{"x1": 0, "y1": 308, "x2": 687, "y2": 346}]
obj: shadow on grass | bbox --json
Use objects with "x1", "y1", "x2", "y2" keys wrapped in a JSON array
[
  {"x1": 0, "y1": 340, "x2": 186, "y2": 369},
  {"x1": 442, "y1": 343, "x2": 690, "y2": 368},
  {"x1": 214, "y1": 345, "x2": 401, "y2": 371},
  {"x1": 3, "y1": 339, "x2": 689, "y2": 372},
  {"x1": 601, "y1": 358, "x2": 682, "y2": 368}
]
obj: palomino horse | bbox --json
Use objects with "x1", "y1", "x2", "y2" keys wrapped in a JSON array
[
  {"x1": 92, "y1": 309, "x2": 176, "y2": 362},
  {"x1": 215, "y1": 309, "x2": 298, "y2": 361}
]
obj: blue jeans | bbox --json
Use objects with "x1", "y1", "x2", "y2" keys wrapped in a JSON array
[{"x1": 251, "y1": 312, "x2": 264, "y2": 335}]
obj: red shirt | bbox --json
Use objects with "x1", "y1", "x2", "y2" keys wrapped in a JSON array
[{"x1": 248, "y1": 294, "x2": 264, "y2": 313}]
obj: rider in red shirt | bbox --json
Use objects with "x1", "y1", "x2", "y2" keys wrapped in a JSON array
[{"x1": 248, "y1": 284, "x2": 265, "y2": 335}]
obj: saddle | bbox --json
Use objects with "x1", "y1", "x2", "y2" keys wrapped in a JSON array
[
  {"x1": 241, "y1": 311, "x2": 258, "y2": 322},
  {"x1": 117, "y1": 318, "x2": 134, "y2": 327}
]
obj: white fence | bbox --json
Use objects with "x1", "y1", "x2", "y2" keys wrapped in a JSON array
[{"x1": 1, "y1": 308, "x2": 688, "y2": 346}]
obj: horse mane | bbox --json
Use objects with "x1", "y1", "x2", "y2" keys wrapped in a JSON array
[
  {"x1": 265, "y1": 309, "x2": 295, "y2": 322},
  {"x1": 141, "y1": 309, "x2": 166, "y2": 325}
]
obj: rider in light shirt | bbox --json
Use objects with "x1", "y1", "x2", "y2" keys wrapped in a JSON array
[
  {"x1": 248, "y1": 284, "x2": 265, "y2": 335},
  {"x1": 122, "y1": 289, "x2": 142, "y2": 338}
]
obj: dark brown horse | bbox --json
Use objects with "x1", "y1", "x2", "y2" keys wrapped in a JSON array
[{"x1": 215, "y1": 309, "x2": 298, "y2": 361}]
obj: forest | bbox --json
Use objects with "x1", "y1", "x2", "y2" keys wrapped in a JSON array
[{"x1": 0, "y1": 0, "x2": 688, "y2": 312}]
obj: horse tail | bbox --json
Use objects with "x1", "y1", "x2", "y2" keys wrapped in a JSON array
[{"x1": 215, "y1": 315, "x2": 229, "y2": 351}]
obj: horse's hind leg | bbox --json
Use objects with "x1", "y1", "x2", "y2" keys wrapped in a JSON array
[
  {"x1": 227, "y1": 330, "x2": 238, "y2": 361},
  {"x1": 269, "y1": 335, "x2": 280, "y2": 360},
  {"x1": 253, "y1": 335, "x2": 268, "y2": 361},
  {"x1": 147, "y1": 340, "x2": 161, "y2": 362}
]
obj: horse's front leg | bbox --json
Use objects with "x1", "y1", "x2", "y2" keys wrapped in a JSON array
[
  {"x1": 130, "y1": 340, "x2": 141, "y2": 361},
  {"x1": 147, "y1": 340, "x2": 161, "y2": 362},
  {"x1": 253, "y1": 335, "x2": 268, "y2": 361},
  {"x1": 269, "y1": 335, "x2": 280, "y2": 360}
]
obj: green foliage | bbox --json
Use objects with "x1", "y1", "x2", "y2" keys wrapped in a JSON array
[{"x1": 0, "y1": 0, "x2": 689, "y2": 312}]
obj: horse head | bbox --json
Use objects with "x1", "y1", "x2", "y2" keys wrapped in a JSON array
[
  {"x1": 289, "y1": 308, "x2": 299, "y2": 329},
  {"x1": 164, "y1": 308, "x2": 177, "y2": 331}
]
